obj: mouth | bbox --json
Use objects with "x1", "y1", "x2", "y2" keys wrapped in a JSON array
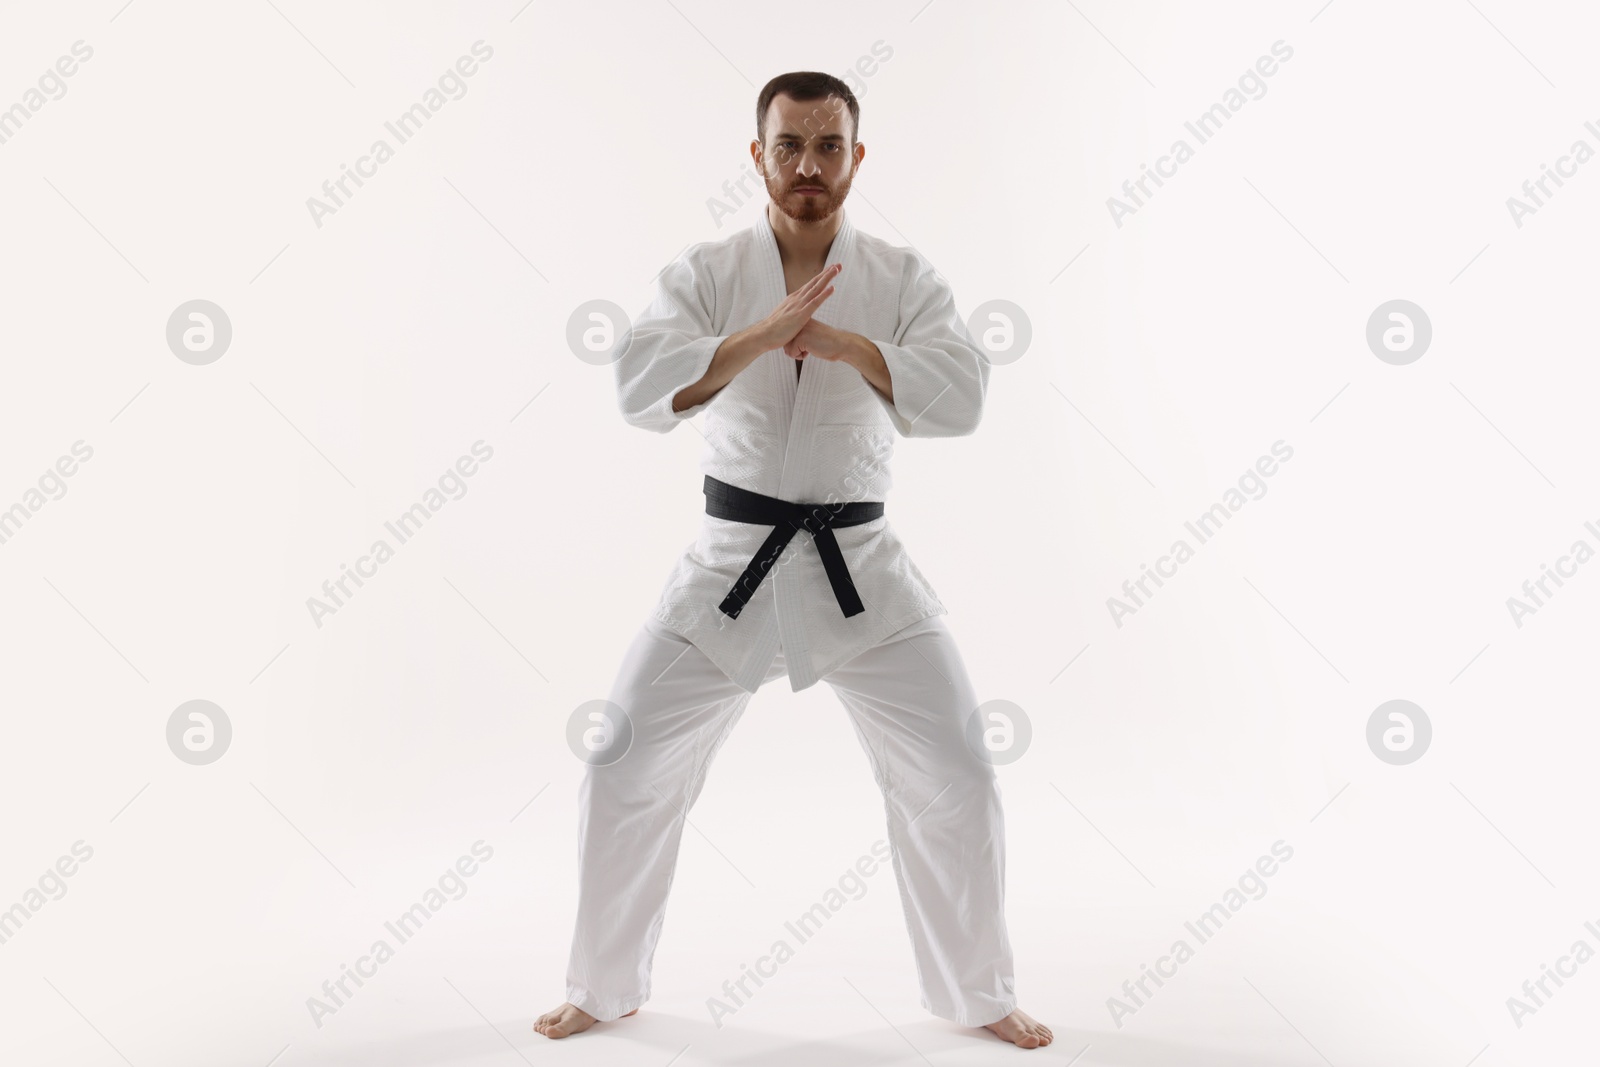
[{"x1": 794, "y1": 187, "x2": 824, "y2": 195}]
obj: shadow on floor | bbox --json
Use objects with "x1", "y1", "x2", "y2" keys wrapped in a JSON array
[{"x1": 305, "y1": 1010, "x2": 1325, "y2": 1065}]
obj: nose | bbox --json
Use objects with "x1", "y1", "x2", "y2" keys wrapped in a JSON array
[{"x1": 795, "y1": 147, "x2": 826, "y2": 175}]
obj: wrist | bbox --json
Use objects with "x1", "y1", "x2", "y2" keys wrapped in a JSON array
[
  {"x1": 842, "y1": 332, "x2": 875, "y2": 368},
  {"x1": 738, "y1": 323, "x2": 780, "y2": 360}
]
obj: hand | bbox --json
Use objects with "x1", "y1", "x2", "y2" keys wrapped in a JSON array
[
  {"x1": 782, "y1": 317, "x2": 853, "y2": 362},
  {"x1": 757, "y1": 263, "x2": 841, "y2": 350}
]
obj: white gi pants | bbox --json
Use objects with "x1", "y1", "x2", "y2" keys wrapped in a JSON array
[{"x1": 564, "y1": 612, "x2": 1017, "y2": 1028}]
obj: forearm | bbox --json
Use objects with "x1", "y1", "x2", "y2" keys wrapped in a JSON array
[
  {"x1": 671, "y1": 325, "x2": 772, "y2": 412},
  {"x1": 843, "y1": 333, "x2": 892, "y2": 403}
]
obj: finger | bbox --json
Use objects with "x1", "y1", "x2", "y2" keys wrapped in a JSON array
[
  {"x1": 796, "y1": 263, "x2": 841, "y2": 300},
  {"x1": 813, "y1": 263, "x2": 842, "y2": 290},
  {"x1": 803, "y1": 284, "x2": 835, "y2": 309}
]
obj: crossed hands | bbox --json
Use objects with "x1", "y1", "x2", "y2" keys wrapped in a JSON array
[{"x1": 759, "y1": 263, "x2": 852, "y2": 363}]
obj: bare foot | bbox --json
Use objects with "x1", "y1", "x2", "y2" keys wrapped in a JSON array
[
  {"x1": 533, "y1": 1002, "x2": 638, "y2": 1039},
  {"x1": 983, "y1": 1007, "x2": 1053, "y2": 1048}
]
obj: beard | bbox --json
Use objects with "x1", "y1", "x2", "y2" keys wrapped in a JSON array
[{"x1": 765, "y1": 167, "x2": 853, "y2": 223}]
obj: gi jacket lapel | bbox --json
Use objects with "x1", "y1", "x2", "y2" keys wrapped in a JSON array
[{"x1": 755, "y1": 205, "x2": 856, "y2": 502}]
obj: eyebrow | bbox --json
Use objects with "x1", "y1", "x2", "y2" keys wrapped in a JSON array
[{"x1": 772, "y1": 131, "x2": 847, "y2": 142}]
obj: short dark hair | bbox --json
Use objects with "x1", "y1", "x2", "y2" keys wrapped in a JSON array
[{"x1": 755, "y1": 71, "x2": 859, "y2": 148}]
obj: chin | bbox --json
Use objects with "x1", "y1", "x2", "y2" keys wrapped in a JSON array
[{"x1": 782, "y1": 197, "x2": 834, "y2": 222}]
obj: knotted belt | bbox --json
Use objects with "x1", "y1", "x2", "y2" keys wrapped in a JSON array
[{"x1": 703, "y1": 475, "x2": 884, "y2": 619}]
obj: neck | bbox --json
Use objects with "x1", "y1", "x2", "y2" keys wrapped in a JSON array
[{"x1": 766, "y1": 202, "x2": 843, "y2": 265}]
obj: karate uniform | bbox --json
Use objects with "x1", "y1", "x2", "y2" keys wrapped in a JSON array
[
  {"x1": 565, "y1": 206, "x2": 1015, "y2": 1027},
  {"x1": 612, "y1": 205, "x2": 991, "y2": 692}
]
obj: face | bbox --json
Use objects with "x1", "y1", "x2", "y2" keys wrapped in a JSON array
[{"x1": 754, "y1": 92, "x2": 864, "y2": 224}]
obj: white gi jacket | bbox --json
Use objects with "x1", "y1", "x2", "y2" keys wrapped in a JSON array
[{"x1": 613, "y1": 207, "x2": 989, "y2": 692}]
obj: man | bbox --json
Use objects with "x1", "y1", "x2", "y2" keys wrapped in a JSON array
[{"x1": 536, "y1": 72, "x2": 1051, "y2": 1050}]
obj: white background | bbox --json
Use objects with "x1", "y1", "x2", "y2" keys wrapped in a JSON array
[{"x1": 2, "y1": 1, "x2": 1597, "y2": 1064}]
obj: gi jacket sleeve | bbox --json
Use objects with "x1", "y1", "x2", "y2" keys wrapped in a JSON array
[
  {"x1": 612, "y1": 247, "x2": 730, "y2": 433},
  {"x1": 867, "y1": 252, "x2": 990, "y2": 438}
]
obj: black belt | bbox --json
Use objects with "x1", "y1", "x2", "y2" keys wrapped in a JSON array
[{"x1": 703, "y1": 475, "x2": 884, "y2": 619}]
